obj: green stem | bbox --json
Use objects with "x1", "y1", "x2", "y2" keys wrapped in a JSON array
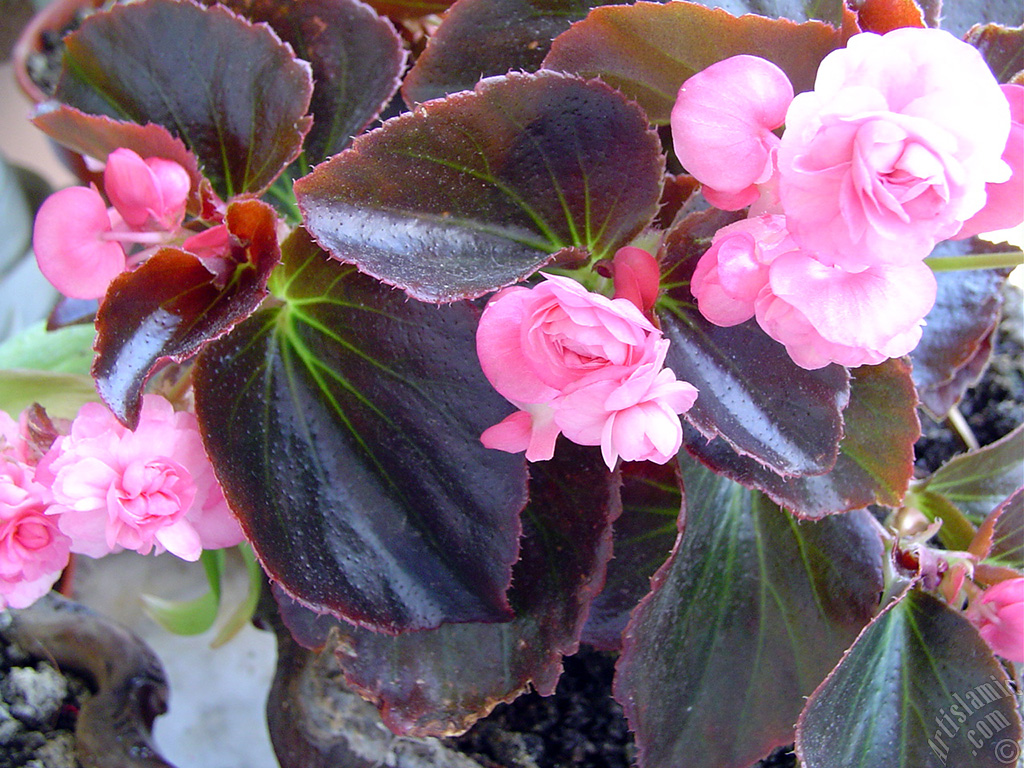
[{"x1": 925, "y1": 251, "x2": 1023, "y2": 272}]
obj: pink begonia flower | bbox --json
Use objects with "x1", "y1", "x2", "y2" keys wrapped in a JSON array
[
  {"x1": 477, "y1": 273, "x2": 697, "y2": 469},
  {"x1": 690, "y1": 215, "x2": 794, "y2": 326},
  {"x1": 754, "y1": 252, "x2": 936, "y2": 369},
  {"x1": 968, "y1": 578, "x2": 1024, "y2": 663},
  {"x1": 104, "y1": 148, "x2": 190, "y2": 230},
  {"x1": 477, "y1": 273, "x2": 660, "y2": 405},
  {"x1": 0, "y1": 455, "x2": 70, "y2": 610},
  {"x1": 778, "y1": 28, "x2": 1012, "y2": 270},
  {"x1": 671, "y1": 55, "x2": 794, "y2": 211},
  {"x1": 33, "y1": 185, "x2": 127, "y2": 299},
  {"x1": 956, "y1": 84, "x2": 1024, "y2": 240},
  {"x1": 33, "y1": 150, "x2": 192, "y2": 300},
  {"x1": 556, "y1": 340, "x2": 698, "y2": 468},
  {"x1": 37, "y1": 395, "x2": 243, "y2": 562}
]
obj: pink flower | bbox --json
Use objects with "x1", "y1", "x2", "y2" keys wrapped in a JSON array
[
  {"x1": 778, "y1": 29, "x2": 1012, "y2": 270},
  {"x1": 690, "y1": 215, "x2": 794, "y2": 326},
  {"x1": 33, "y1": 149, "x2": 192, "y2": 300},
  {"x1": 103, "y1": 148, "x2": 190, "y2": 230},
  {"x1": 476, "y1": 273, "x2": 660, "y2": 405},
  {"x1": 556, "y1": 340, "x2": 698, "y2": 468},
  {"x1": 754, "y1": 252, "x2": 936, "y2": 369},
  {"x1": 0, "y1": 456, "x2": 69, "y2": 610},
  {"x1": 671, "y1": 55, "x2": 793, "y2": 210},
  {"x1": 956, "y1": 84, "x2": 1024, "y2": 240},
  {"x1": 33, "y1": 185, "x2": 128, "y2": 299},
  {"x1": 969, "y1": 578, "x2": 1024, "y2": 663},
  {"x1": 477, "y1": 274, "x2": 697, "y2": 469},
  {"x1": 37, "y1": 396, "x2": 243, "y2": 562}
]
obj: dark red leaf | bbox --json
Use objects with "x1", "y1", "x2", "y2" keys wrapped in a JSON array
[
  {"x1": 324, "y1": 442, "x2": 619, "y2": 736},
  {"x1": 656, "y1": 211, "x2": 851, "y2": 478},
  {"x1": 193, "y1": 232, "x2": 528, "y2": 633},
  {"x1": 54, "y1": 0, "x2": 313, "y2": 199},
  {"x1": 295, "y1": 71, "x2": 664, "y2": 302},
  {"x1": 615, "y1": 457, "x2": 883, "y2": 768},
  {"x1": 93, "y1": 199, "x2": 280, "y2": 428}
]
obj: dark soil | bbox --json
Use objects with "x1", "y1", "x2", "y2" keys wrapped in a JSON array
[
  {"x1": 0, "y1": 615, "x2": 90, "y2": 768},
  {"x1": 23, "y1": 1, "x2": 107, "y2": 99},
  {"x1": 915, "y1": 284, "x2": 1024, "y2": 475}
]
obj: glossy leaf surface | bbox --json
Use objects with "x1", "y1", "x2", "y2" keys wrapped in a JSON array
[
  {"x1": 211, "y1": 0, "x2": 406, "y2": 163},
  {"x1": 402, "y1": 0, "x2": 603, "y2": 105},
  {"x1": 684, "y1": 359, "x2": 919, "y2": 518},
  {"x1": 328, "y1": 442, "x2": 619, "y2": 736},
  {"x1": 615, "y1": 457, "x2": 884, "y2": 768},
  {"x1": 912, "y1": 241, "x2": 1010, "y2": 419},
  {"x1": 54, "y1": 0, "x2": 313, "y2": 199},
  {"x1": 656, "y1": 213, "x2": 850, "y2": 478},
  {"x1": 193, "y1": 232, "x2": 528, "y2": 632},
  {"x1": 582, "y1": 461, "x2": 681, "y2": 651},
  {"x1": 542, "y1": 1, "x2": 846, "y2": 124},
  {"x1": 796, "y1": 589, "x2": 1023, "y2": 768},
  {"x1": 93, "y1": 199, "x2": 280, "y2": 428},
  {"x1": 295, "y1": 71, "x2": 664, "y2": 302}
]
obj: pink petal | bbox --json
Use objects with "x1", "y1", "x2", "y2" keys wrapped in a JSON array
[
  {"x1": 476, "y1": 286, "x2": 559, "y2": 403},
  {"x1": 768, "y1": 252, "x2": 936, "y2": 350},
  {"x1": 956, "y1": 84, "x2": 1024, "y2": 239},
  {"x1": 155, "y1": 520, "x2": 203, "y2": 562},
  {"x1": 671, "y1": 55, "x2": 793, "y2": 194},
  {"x1": 33, "y1": 186, "x2": 126, "y2": 299},
  {"x1": 104, "y1": 148, "x2": 165, "y2": 228}
]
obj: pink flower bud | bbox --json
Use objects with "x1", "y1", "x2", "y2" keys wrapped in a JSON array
[
  {"x1": 611, "y1": 246, "x2": 661, "y2": 317},
  {"x1": 104, "y1": 148, "x2": 190, "y2": 230}
]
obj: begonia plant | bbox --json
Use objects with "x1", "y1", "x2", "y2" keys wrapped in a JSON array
[{"x1": 2, "y1": 0, "x2": 1023, "y2": 766}]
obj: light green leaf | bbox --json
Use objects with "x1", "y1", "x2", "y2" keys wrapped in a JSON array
[
  {"x1": 211, "y1": 544, "x2": 263, "y2": 648},
  {"x1": 0, "y1": 370, "x2": 99, "y2": 419},
  {"x1": 0, "y1": 321, "x2": 96, "y2": 374},
  {"x1": 141, "y1": 550, "x2": 225, "y2": 636}
]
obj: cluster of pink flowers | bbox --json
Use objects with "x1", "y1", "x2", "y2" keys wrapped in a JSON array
[
  {"x1": 0, "y1": 395, "x2": 243, "y2": 611},
  {"x1": 477, "y1": 248, "x2": 697, "y2": 470},
  {"x1": 33, "y1": 148, "x2": 227, "y2": 300},
  {"x1": 672, "y1": 28, "x2": 1024, "y2": 369}
]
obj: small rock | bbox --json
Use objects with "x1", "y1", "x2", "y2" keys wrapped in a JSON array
[
  {"x1": 0, "y1": 700, "x2": 24, "y2": 744},
  {"x1": 34, "y1": 731, "x2": 78, "y2": 768},
  {"x1": 1, "y1": 664, "x2": 68, "y2": 728}
]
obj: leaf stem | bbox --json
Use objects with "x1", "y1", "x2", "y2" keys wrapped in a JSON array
[
  {"x1": 925, "y1": 251, "x2": 1023, "y2": 272},
  {"x1": 946, "y1": 406, "x2": 980, "y2": 452}
]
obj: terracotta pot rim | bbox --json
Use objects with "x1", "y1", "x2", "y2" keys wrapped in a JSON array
[{"x1": 12, "y1": 0, "x2": 107, "y2": 104}]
